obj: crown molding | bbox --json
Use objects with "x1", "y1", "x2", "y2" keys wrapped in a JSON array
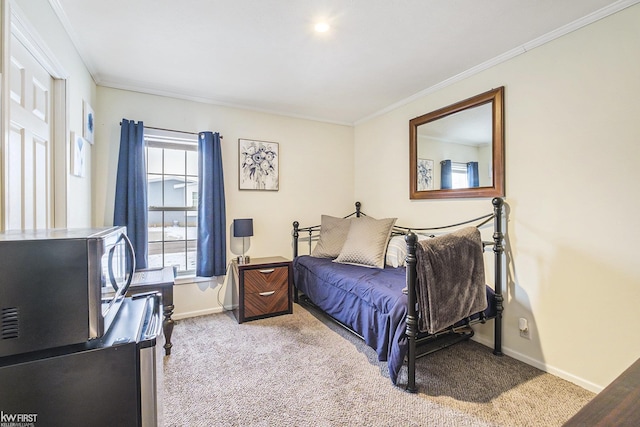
[{"x1": 354, "y1": 0, "x2": 640, "y2": 126}]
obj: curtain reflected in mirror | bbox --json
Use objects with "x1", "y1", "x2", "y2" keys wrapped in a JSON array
[
  {"x1": 410, "y1": 87, "x2": 504, "y2": 199},
  {"x1": 440, "y1": 160, "x2": 479, "y2": 189}
]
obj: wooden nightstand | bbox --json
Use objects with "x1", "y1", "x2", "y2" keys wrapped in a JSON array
[
  {"x1": 128, "y1": 267, "x2": 175, "y2": 355},
  {"x1": 231, "y1": 256, "x2": 293, "y2": 323}
]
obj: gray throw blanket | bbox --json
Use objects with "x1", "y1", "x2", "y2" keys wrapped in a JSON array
[{"x1": 415, "y1": 226, "x2": 487, "y2": 334}]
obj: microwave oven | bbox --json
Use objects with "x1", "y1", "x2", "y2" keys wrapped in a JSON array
[{"x1": 0, "y1": 227, "x2": 135, "y2": 357}]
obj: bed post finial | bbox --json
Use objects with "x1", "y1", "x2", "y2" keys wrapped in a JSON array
[
  {"x1": 492, "y1": 197, "x2": 503, "y2": 210},
  {"x1": 355, "y1": 201, "x2": 361, "y2": 217}
]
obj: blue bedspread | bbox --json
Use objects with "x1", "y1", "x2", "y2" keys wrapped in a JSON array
[
  {"x1": 293, "y1": 255, "x2": 409, "y2": 383},
  {"x1": 292, "y1": 255, "x2": 496, "y2": 384}
]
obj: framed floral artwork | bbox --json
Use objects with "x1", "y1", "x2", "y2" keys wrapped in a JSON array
[
  {"x1": 70, "y1": 131, "x2": 86, "y2": 177},
  {"x1": 239, "y1": 139, "x2": 279, "y2": 191},
  {"x1": 417, "y1": 158, "x2": 434, "y2": 191}
]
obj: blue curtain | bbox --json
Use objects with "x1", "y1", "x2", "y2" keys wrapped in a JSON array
[
  {"x1": 440, "y1": 160, "x2": 452, "y2": 189},
  {"x1": 467, "y1": 162, "x2": 479, "y2": 187},
  {"x1": 197, "y1": 132, "x2": 227, "y2": 277},
  {"x1": 114, "y1": 119, "x2": 148, "y2": 269}
]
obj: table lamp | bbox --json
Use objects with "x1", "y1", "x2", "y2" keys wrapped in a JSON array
[{"x1": 233, "y1": 218, "x2": 253, "y2": 264}]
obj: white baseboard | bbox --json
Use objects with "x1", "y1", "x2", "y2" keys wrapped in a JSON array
[
  {"x1": 173, "y1": 306, "x2": 224, "y2": 320},
  {"x1": 172, "y1": 304, "x2": 237, "y2": 320},
  {"x1": 472, "y1": 335, "x2": 603, "y2": 393}
]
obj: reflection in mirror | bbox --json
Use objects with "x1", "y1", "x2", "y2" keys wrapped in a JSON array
[
  {"x1": 410, "y1": 87, "x2": 504, "y2": 199},
  {"x1": 417, "y1": 103, "x2": 492, "y2": 190}
]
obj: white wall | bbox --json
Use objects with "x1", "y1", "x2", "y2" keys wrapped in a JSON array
[
  {"x1": 354, "y1": 4, "x2": 640, "y2": 392},
  {"x1": 12, "y1": 0, "x2": 95, "y2": 228},
  {"x1": 94, "y1": 87, "x2": 354, "y2": 318}
]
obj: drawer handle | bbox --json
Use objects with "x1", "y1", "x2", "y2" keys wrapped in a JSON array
[
  {"x1": 259, "y1": 291, "x2": 275, "y2": 297},
  {"x1": 258, "y1": 269, "x2": 275, "y2": 274}
]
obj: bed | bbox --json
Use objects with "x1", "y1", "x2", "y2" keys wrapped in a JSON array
[{"x1": 291, "y1": 198, "x2": 504, "y2": 392}]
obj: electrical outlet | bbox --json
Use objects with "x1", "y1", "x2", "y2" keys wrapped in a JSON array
[{"x1": 519, "y1": 317, "x2": 530, "y2": 339}]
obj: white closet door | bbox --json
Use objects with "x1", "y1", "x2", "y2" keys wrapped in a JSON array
[{"x1": 5, "y1": 35, "x2": 53, "y2": 230}]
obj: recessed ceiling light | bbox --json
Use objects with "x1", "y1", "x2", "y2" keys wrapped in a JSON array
[{"x1": 314, "y1": 22, "x2": 330, "y2": 33}]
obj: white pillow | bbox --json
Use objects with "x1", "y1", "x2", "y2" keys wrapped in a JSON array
[
  {"x1": 385, "y1": 234, "x2": 433, "y2": 268},
  {"x1": 334, "y1": 216, "x2": 397, "y2": 269}
]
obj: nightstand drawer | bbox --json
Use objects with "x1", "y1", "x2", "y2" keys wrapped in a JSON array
[
  {"x1": 244, "y1": 266, "x2": 288, "y2": 294},
  {"x1": 244, "y1": 286, "x2": 289, "y2": 318}
]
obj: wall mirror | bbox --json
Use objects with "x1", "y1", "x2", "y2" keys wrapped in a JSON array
[{"x1": 409, "y1": 86, "x2": 504, "y2": 199}]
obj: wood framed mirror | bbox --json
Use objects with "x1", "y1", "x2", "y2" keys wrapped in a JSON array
[{"x1": 409, "y1": 87, "x2": 504, "y2": 199}]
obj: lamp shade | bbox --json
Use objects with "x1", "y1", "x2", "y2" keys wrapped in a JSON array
[{"x1": 233, "y1": 218, "x2": 254, "y2": 237}]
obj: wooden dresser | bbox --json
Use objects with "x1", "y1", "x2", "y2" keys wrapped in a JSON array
[
  {"x1": 231, "y1": 256, "x2": 293, "y2": 323},
  {"x1": 563, "y1": 358, "x2": 640, "y2": 426}
]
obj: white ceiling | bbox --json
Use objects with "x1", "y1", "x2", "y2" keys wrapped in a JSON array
[{"x1": 50, "y1": 0, "x2": 635, "y2": 125}]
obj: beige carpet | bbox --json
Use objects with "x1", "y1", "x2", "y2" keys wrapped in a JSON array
[{"x1": 162, "y1": 305, "x2": 594, "y2": 426}]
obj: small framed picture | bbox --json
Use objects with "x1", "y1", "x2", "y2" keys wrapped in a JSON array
[
  {"x1": 238, "y1": 139, "x2": 279, "y2": 191},
  {"x1": 417, "y1": 158, "x2": 434, "y2": 191},
  {"x1": 70, "y1": 131, "x2": 86, "y2": 177},
  {"x1": 83, "y1": 100, "x2": 95, "y2": 144}
]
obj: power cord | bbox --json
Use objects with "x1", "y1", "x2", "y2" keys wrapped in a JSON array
[{"x1": 216, "y1": 261, "x2": 232, "y2": 309}]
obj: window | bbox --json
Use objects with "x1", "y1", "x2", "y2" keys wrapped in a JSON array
[
  {"x1": 451, "y1": 162, "x2": 469, "y2": 189},
  {"x1": 144, "y1": 129, "x2": 198, "y2": 275}
]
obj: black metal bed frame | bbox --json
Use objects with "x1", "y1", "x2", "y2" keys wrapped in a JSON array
[{"x1": 292, "y1": 197, "x2": 504, "y2": 392}]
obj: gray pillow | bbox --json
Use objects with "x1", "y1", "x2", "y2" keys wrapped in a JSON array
[
  {"x1": 334, "y1": 216, "x2": 397, "y2": 268},
  {"x1": 311, "y1": 215, "x2": 352, "y2": 258}
]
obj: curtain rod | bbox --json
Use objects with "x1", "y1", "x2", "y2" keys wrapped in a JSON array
[{"x1": 120, "y1": 122, "x2": 223, "y2": 139}]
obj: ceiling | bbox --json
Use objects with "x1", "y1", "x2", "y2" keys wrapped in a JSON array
[{"x1": 50, "y1": 0, "x2": 633, "y2": 125}]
